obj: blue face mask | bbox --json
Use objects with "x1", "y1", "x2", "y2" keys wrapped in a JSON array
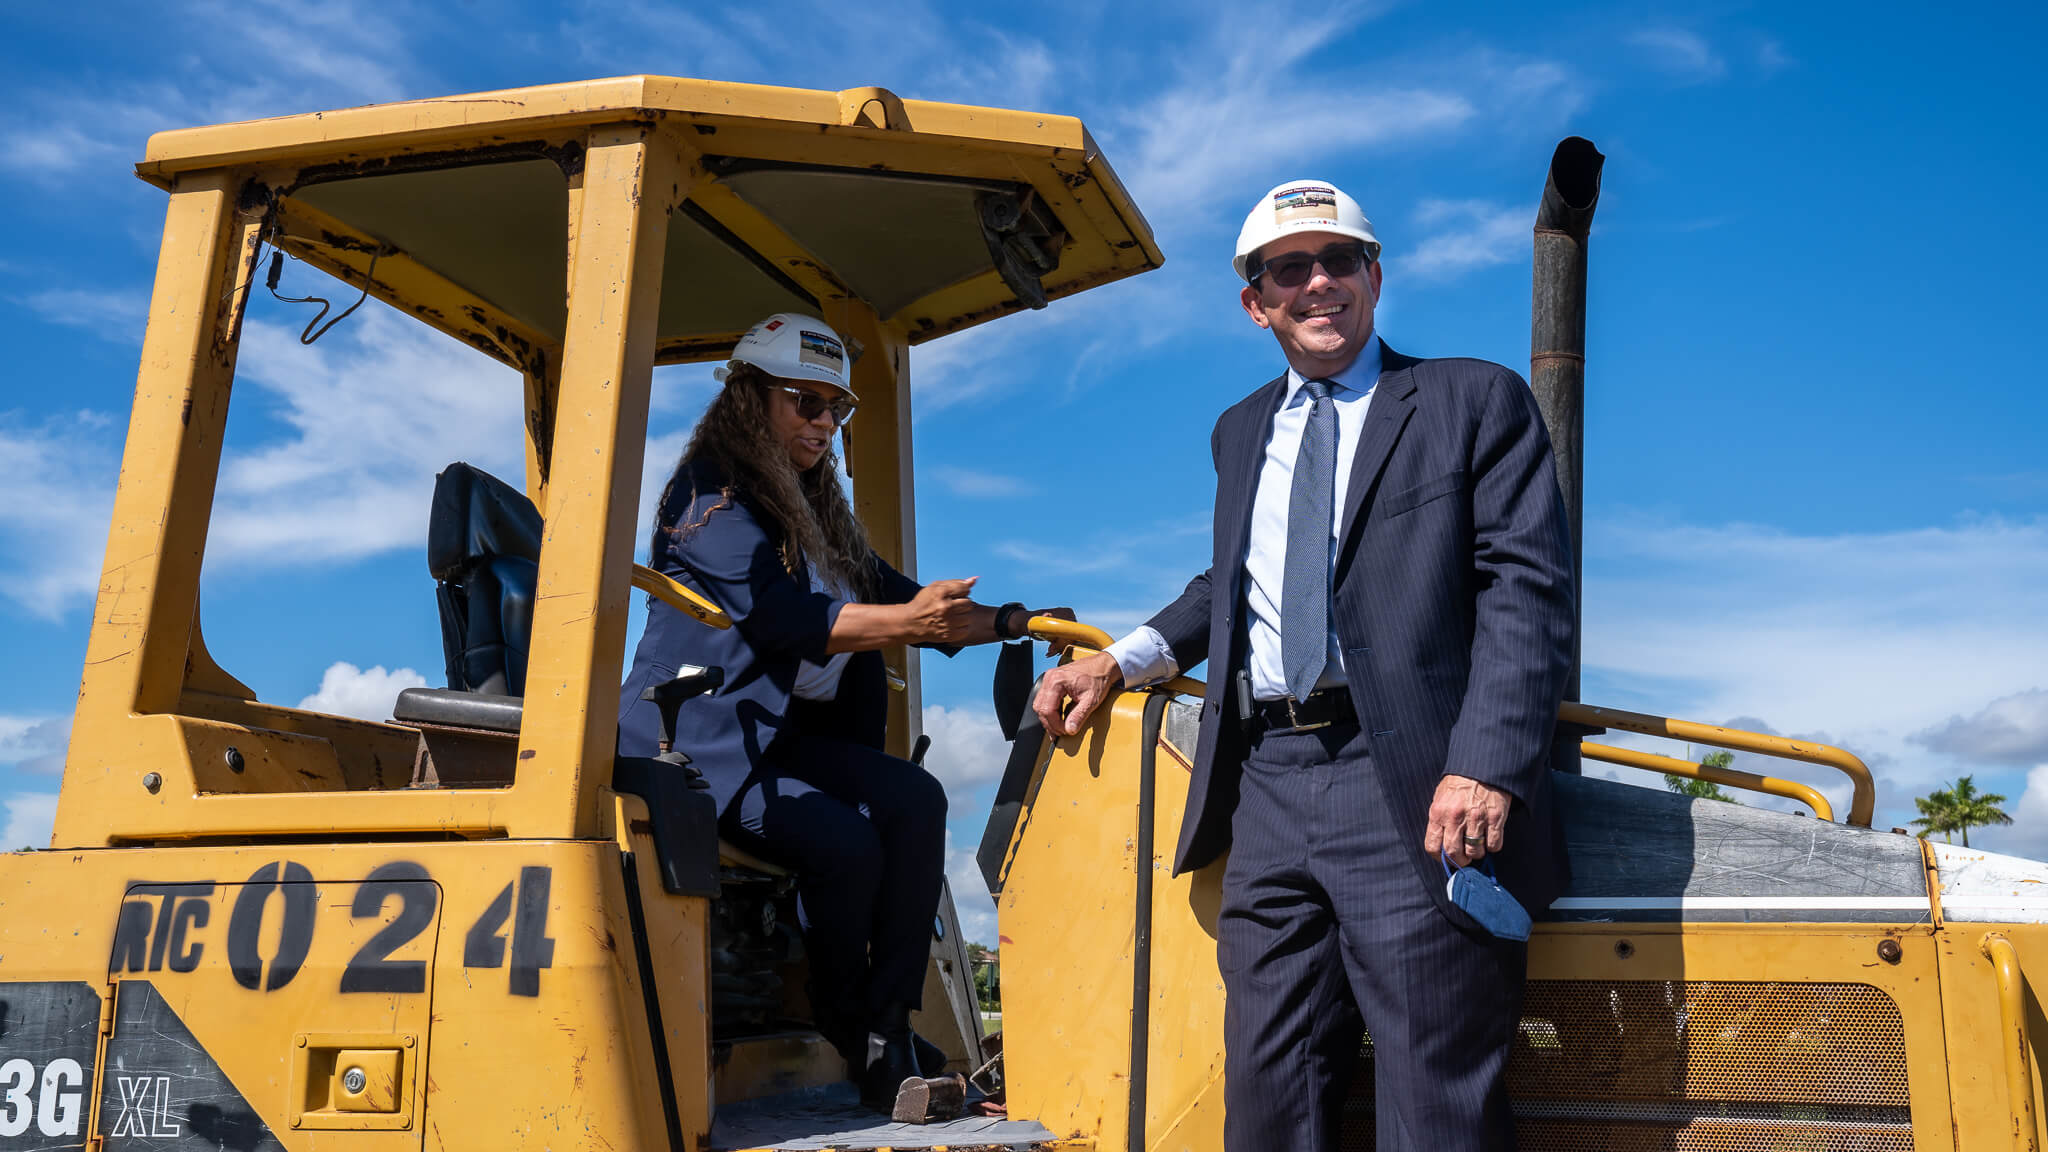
[{"x1": 1442, "y1": 853, "x2": 1532, "y2": 942}]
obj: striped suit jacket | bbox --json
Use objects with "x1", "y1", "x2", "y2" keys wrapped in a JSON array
[{"x1": 1147, "y1": 344, "x2": 1576, "y2": 919}]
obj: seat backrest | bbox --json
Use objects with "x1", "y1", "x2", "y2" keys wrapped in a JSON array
[{"x1": 428, "y1": 462, "x2": 543, "y2": 695}]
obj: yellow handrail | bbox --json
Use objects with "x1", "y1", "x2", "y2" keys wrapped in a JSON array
[
  {"x1": 1579, "y1": 741, "x2": 1832, "y2": 821},
  {"x1": 630, "y1": 563, "x2": 732, "y2": 629},
  {"x1": 1561, "y1": 702, "x2": 1875, "y2": 827},
  {"x1": 1982, "y1": 933, "x2": 2041, "y2": 1152},
  {"x1": 1019, "y1": 619, "x2": 1874, "y2": 825},
  {"x1": 1028, "y1": 616, "x2": 1113, "y2": 650}
]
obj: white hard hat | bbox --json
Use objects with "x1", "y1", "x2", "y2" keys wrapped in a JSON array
[
  {"x1": 1232, "y1": 180, "x2": 1381, "y2": 282},
  {"x1": 714, "y1": 313, "x2": 858, "y2": 400}
]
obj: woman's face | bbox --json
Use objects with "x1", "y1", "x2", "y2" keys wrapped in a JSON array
[{"x1": 765, "y1": 376, "x2": 846, "y2": 471}]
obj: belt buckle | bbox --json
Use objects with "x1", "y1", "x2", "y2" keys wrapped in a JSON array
[{"x1": 1283, "y1": 695, "x2": 1331, "y2": 734}]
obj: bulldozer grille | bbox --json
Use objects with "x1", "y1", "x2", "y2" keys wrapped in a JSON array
[{"x1": 1342, "y1": 980, "x2": 1913, "y2": 1150}]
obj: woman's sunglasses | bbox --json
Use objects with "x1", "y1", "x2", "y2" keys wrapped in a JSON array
[
  {"x1": 770, "y1": 384, "x2": 857, "y2": 426},
  {"x1": 1253, "y1": 242, "x2": 1371, "y2": 289}
]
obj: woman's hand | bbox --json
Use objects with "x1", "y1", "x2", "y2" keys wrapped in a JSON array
[{"x1": 900, "y1": 577, "x2": 981, "y2": 645}]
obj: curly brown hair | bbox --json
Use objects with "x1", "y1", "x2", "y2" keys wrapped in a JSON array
[{"x1": 653, "y1": 363, "x2": 877, "y2": 599}]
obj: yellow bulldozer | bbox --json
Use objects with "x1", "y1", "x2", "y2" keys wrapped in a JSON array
[{"x1": 2, "y1": 74, "x2": 2046, "y2": 1152}]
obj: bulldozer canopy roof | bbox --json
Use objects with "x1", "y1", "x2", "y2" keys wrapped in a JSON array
[{"x1": 138, "y1": 75, "x2": 1161, "y2": 368}]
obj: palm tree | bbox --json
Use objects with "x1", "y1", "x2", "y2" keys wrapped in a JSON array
[
  {"x1": 1912, "y1": 788, "x2": 1960, "y2": 843},
  {"x1": 1914, "y1": 777, "x2": 2013, "y2": 847},
  {"x1": 1665, "y1": 749, "x2": 1735, "y2": 802},
  {"x1": 1948, "y1": 776, "x2": 2013, "y2": 848}
]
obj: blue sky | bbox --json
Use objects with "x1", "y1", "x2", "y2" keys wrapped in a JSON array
[{"x1": 2, "y1": 1, "x2": 2045, "y2": 940}]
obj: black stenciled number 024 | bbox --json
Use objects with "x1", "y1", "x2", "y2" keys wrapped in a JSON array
[{"x1": 340, "y1": 861, "x2": 438, "y2": 995}]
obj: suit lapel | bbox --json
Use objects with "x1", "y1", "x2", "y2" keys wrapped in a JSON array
[
  {"x1": 1337, "y1": 345, "x2": 1420, "y2": 546},
  {"x1": 1217, "y1": 375, "x2": 1289, "y2": 587}
]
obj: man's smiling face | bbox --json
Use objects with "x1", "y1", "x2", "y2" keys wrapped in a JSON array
[{"x1": 1240, "y1": 231, "x2": 1382, "y2": 376}]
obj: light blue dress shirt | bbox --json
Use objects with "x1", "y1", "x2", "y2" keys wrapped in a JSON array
[{"x1": 1106, "y1": 334, "x2": 1383, "y2": 698}]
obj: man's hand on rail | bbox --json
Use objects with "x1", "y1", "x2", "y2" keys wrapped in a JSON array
[
  {"x1": 1032, "y1": 650, "x2": 1124, "y2": 737},
  {"x1": 1424, "y1": 773, "x2": 1510, "y2": 868}
]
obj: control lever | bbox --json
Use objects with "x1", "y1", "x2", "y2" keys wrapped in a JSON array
[{"x1": 641, "y1": 665, "x2": 724, "y2": 784}]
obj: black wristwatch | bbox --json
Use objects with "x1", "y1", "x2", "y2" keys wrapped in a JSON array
[{"x1": 993, "y1": 602, "x2": 1028, "y2": 640}]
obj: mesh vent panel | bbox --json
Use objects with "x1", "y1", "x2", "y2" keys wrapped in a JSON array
[
  {"x1": 1514, "y1": 980, "x2": 1908, "y2": 1104},
  {"x1": 1340, "y1": 981, "x2": 1913, "y2": 1151}
]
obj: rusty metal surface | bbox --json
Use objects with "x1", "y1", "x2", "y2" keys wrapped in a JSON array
[{"x1": 1341, "y1": 980, "x2": 1913, "y2": 1150}]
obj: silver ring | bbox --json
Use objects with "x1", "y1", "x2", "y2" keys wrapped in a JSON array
[{"x1": 1461, "y1": 834, "x2": 1485, "y2": 848}]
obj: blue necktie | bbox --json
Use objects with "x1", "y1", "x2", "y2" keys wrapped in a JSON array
[{"x1": 1283, "y1": 378, "x2": 1337, "y2": 702}]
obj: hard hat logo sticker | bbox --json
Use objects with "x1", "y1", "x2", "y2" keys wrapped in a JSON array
[
  {"x1": 798, "y1": 331, "x2": 845, "y2": 370},
  {"x1": 1273, "y1": 185, "x2": 1339, "y2": 227}
]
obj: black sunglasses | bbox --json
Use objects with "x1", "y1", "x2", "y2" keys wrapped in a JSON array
[
  {"x1": 770, "y1": 384, "x2": 856, "y2": 426},
  {"x1": 1254, "y1": 242, "x2": 1371, "y2": 288}
]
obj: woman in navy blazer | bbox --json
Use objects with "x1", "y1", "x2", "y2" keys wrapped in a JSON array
[{"x1": 618, "y1": 313, "x2": 1051, "y2": 1107}]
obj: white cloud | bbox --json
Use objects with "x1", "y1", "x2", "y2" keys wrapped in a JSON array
[
  {"x1": 992, "y1": 513, "x2": 1208, "y2": 579},
  {"x1": 927, "y1": 467, "x2": 1032, "y2": 499},
  {"x1": 921, "y1": 704, "x2": 1011, "y2": 791},
  {"x1": 0, "y1": 302, "x2": 525, "y2": 617},
  {"x1": 21, "y1": 288, "x2": 150, "y2": 334},
  {"x1": 1913, "y1": 690, "x2": 2048, "y2": 766},
  {"x1": 945, "y1": 828, "x2": 998, "y2": 947},
  {"x1": 1585, "y1": 513, "x2": 2048, "y2": 825},
  {"x1": 297, "y1": 661, "x2": 427, "y2": 721},
  {"x1": 1405, "y1": 199, "x2": 1527, "y2": 280},
  {"x1": 2, "y1": 793, "x2": 59, "y2": 852},
  {"x1": 210, "y1": 306, "x2": 526, "y2": 564},
  {"x1": 1628, "y1": 27, "x2": 1727, "y2": 82},
  {"x1": 0, "y1": 414, "x2": 123, "y2": 618},
  {"x1": 0, "y1": 716, "x2": 71, "y2": 776},
  {"x1": 0, "y1": 0, "x2": 423, "y2": 183},
  {"x1": 1756, "y1": 39, "x2": 1795, "y2": 75},
  {"x1": 1114, "y1": 46, "x2": 1473, "y2": 240},
  {"x1": 1992, "y1": 765, "x2": 2048, "y2": 859}
]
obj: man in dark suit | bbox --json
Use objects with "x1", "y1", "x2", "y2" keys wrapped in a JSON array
[{"x1": 1032, "y1": 179, "x2": 1575, "y2": 1150}]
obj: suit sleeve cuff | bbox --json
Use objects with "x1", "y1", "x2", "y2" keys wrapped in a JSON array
[{"x1": 1105, "y1": 625, "x2": 1179, "y2": 688}]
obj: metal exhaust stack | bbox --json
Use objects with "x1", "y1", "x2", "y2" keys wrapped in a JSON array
[{"x1": 1532, "y1": 136, "x2": 1603, "y2": 763}]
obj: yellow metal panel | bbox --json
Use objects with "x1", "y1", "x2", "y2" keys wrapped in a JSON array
[
  {"x1": 0, "y1": 841, "x2": 674, "y2": 1150},
  {"x1": 514, "y1": 126, "x2": 694, "y2": 840},
  {"x1": 1938, "y1": 922, "x2": 2048, "y2": 1151},
  {"x1": 139, "y1": 77, "x2": 1096, "y2": 180},
  {"x1": 1001, "y1": 689, "x2": 1147, "y2": 1151},
  {"x1": 1528, "y1": 923, "x2": 1957, "y2": 1149},
  {"x1": 609, "y1": 793, "x2": 715, "y2": 1149},
  {"x1": 1140, "y1": 736, "x2": 1228, "y2": 1152}
]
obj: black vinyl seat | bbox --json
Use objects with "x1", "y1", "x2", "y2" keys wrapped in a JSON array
[
  {"x1": 392, "y1": 462, "x2": 542, "y2": 734},
  {"x1": 429, "y1": 461, "x2": 543, "y2": 696}
]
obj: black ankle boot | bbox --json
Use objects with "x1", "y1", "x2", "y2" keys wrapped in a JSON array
[{"x1": 858, "y1": 1002, "x2": 920, "y2": 1113}]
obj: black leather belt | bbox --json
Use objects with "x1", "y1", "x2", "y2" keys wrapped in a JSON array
[{"x1": 1249, "y1": 688, "x2": 1356, "y2": 734}]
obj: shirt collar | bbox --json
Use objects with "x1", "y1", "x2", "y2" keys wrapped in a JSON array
[{"x1": 1283, "y1": 332, "x2": 1383, "y2": 407}]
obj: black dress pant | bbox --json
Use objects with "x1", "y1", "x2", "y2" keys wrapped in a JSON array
[
  {"x1": 1219, "y1": 721, "x2": 1526, "y2": 1152},
  {"x1": 725, "y1": 725, "x2": 947, "y2": 1018}
]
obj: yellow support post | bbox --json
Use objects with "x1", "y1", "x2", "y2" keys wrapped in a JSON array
[
  {"x1": 56, "y1": 169, "x2": 261, "y2": 845},
  {"x1": 825, "y1": 297, "x2": 921, "y2": 761},
  {"x1": 515, "y1": 126, "x2": 695, "y2": 840}
]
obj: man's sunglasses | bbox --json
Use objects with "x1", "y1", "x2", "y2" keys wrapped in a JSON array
[
  {"x1": 1253, "y1": 243, "x2": 1371, "y2": 289},
  {"x1": 770, "y1": 384, "x2": 857, "y2": 426}
]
